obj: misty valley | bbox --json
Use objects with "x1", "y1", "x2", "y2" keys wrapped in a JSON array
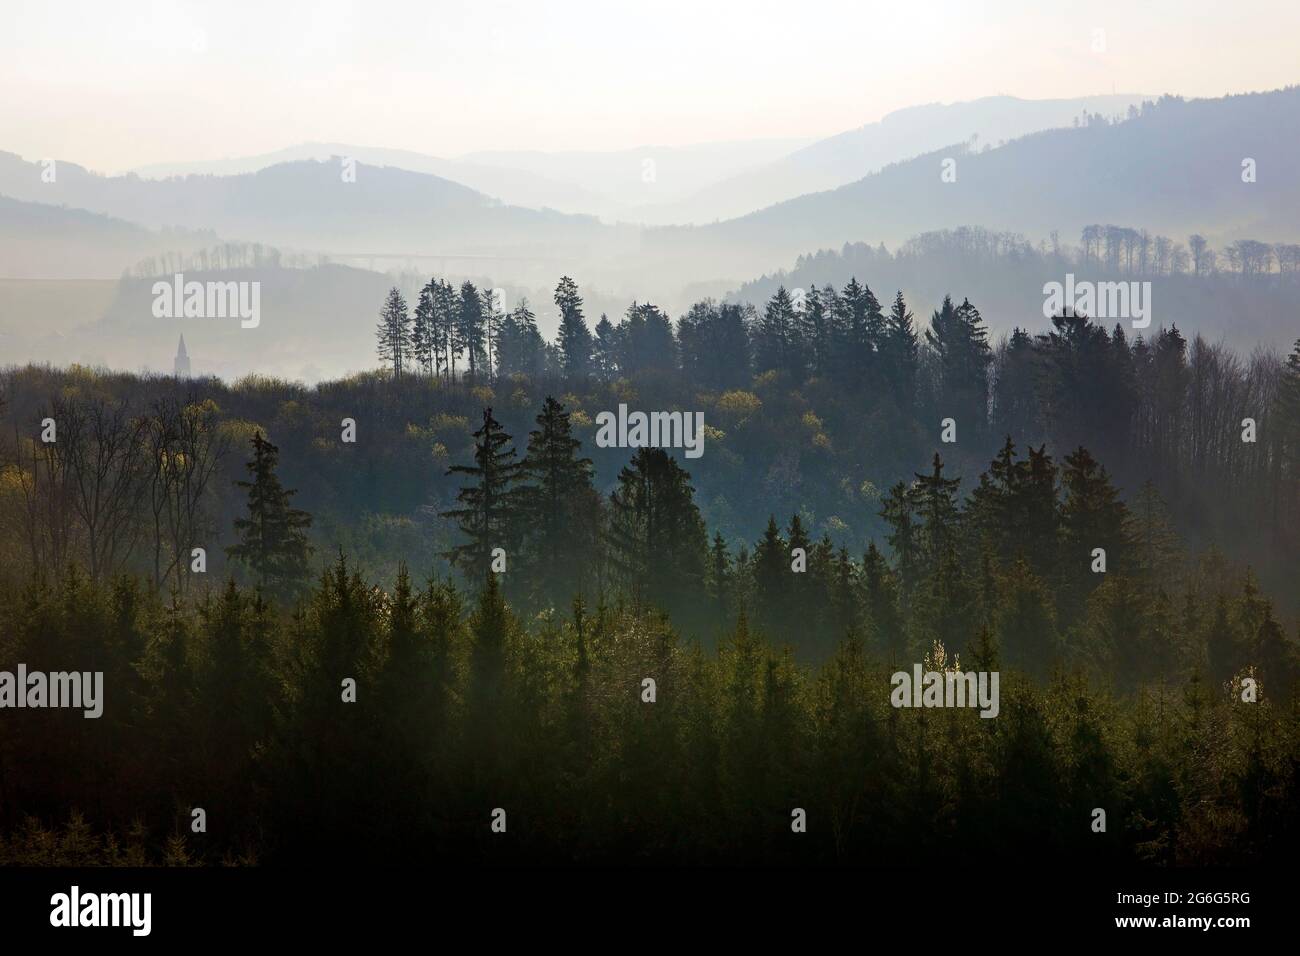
[{"x1": 1, "y1": 8, "x2": 1298, "y2": 937}]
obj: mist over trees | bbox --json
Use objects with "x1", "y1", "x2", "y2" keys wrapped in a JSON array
[
  {"x1": 2, "y1": 380, "x2": 1297, "y2": 866},
  {"x1": 3, "y1": 251, "x2": 1299, "y2": 866}
]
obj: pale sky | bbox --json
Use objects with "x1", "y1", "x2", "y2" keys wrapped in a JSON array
[{"x1": 2, "y1": 0, "x2": 1297, "y2": 173}]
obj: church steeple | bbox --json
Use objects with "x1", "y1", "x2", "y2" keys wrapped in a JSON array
[{"x1": 174, "y1": 334, "x2": 191, "y2": 378}]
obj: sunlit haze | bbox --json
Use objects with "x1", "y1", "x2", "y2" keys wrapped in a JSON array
[{"x1": 4, "y1": 0, "x2": 1299, "y2": 171}]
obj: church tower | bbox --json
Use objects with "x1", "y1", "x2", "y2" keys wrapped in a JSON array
[{"x1": 174, "y1": 334, "x2": 191, "y2": 378}]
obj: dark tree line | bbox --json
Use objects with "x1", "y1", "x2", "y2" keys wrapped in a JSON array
[
  {"x1": 2, "y1": 372, "x2": 1298, "y2": 867},
  {"x1": 438, "y1": 397, "x2": 1300, "y2": 697},
  {"x1": 2, "y1": 436, "x2": 1296, "y2": 865},
  {"x1": 379, "y1": 273, "x2": 1298, "y2": 612}
]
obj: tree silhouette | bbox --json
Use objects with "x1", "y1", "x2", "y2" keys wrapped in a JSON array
[
  {"x1": 225, "y1": 431, "x2": 312, "y2": 597},
  {"x1": 441, "y1": 408, "x2": 523, "y2": 586}
]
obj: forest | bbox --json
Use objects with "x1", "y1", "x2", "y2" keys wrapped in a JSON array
[{"x1": 1, "y1": 265, "x2": 1298, "y2": 866}]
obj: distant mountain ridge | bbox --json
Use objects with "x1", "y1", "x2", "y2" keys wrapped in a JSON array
[
  {"x1": 644, "y1": 87, "x2": 1300, "y2": 279},
  {"x1": 116, "y1": 95, "x2": 1149, "y2": 225},
  {"x1": 0, "y1": 152, "x2": 622, "y2": 262},
  {"x1": 632, "y1": 94, "x2": 1150, "y2": 224},
  {"x1": 130, "y1": 142, "x2": 614, "y2": 217},
  {"x1": 129, "y1": 138, "x2": 814, "y2": 219},
  {"x1": 0, "y1": 193, "x2": 213, "y2": 279}
]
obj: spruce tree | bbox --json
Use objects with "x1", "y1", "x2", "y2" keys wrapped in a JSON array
[
  {"x1": 457, "y1": 281, "x2": 486, "y2": 383},
  {"x1": 226, "y1": 431, "x2": 313, "y2": 598},
  {"x1": 992, "y1": 327, "x2": 1039, "y2": 439},
  {"x1": 518, "y1": 396, "x2": 598, "y2": 607},
  {"x1": 1128, "y1": 479, "x2": 1181, "y2": 581},
  {"x1": 441, "y1": 408, "x2": 524, "y2": 586},
  {"x1": 750, "y1": 515, "x2": 789, "y2": 637},
  {"x1": 376, "y1": 287, "x2": 411, "y2": 378},
  {"x1": 434, "y1": 279, "x2": 460, "y2": 377},
  {"x1": 882, "y1": 290, "x2": 919, "y2": 408},
  {"x1": 707, "y1": 531, "x2": 734, "y2": 630},
  {"x1": 879, "y1": 480, "x2": 921, "y2": 608},
  {"x1": 1060, "y1": 446, "x2": 1129, "y2": 605},
  {"x1": 754, "y1": 286, "x2": 802, "y2": 381},
  {"x1": 913, "y1": 453, "x2": 962, "y2": 579},
  {"x1": 606, "y1": 447, "x2": 707, "y2": 620},
  {"x1": 411, "y1": 281, "x2": 437, "y2": 376},
  {"x1": 555, "y1": 276, "x2": 592, "y2": 381},
  {"x1": 861, "y1": 542, "x2": 904, "y2": 660},
  {"x1": 592, "y1": 314, "x2": 618, "y2": 381}
]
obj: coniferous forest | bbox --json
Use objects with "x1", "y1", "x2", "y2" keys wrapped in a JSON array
[{"x1": 2, "y1": 272, "x2": 1299, "y2": 867}]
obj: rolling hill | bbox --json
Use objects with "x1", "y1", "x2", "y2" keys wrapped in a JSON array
[{"x1": 644, "y1": 87, "x2": 1300, "y2": 280}]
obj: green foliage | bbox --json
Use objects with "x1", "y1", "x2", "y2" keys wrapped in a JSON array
[
  {"x1": 225, "y1": 431, "x2": 313, "y2": 599},
  {"x1": 1, "y1": 545, "x2": 1298, "y2": 865}
]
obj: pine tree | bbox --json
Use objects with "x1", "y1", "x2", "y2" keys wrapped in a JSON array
[
  {"x1": 467, "y1": 574, "x2": 506, "y2": 723},
  {"x1": 750, "y1": 515, "x2": 790, "y2": 637},
  {"x1": 798, "y1": 285, "x2": 831, "y2": 379},
  {"x1": 926, "y1": 295, "x2": 992, "y2": 438},
  {"x1": 707, "y1": 532, "x2": 734, "y2": 631},
  {"x1": 555, "y1": 276, "x2": 592, "y2": 381},
  {"x1": 1017, "y1": 444, "x2": 1062, "y2": 578},
  {"x1": 518, "y1": 396, "x2": 599, "y2": 608},
  {"x1": 913, "y1": 452, "x2": 962, "y2": 579},
  {"x1": 619, "y1": 301, "x2": 677, "y2": 376},
  {"x1": 606, "y1": 448, "x2": 707, "y2": 620},
  {"x1": 226, "y1": 431, "x2": 313, "y2": 597},
  {"x1": 754, "y1": 286, "x2": 802, "y2": 381},
  {"x1": 376, "y1": 287, "x2": 411, "y2": 378},
  {"x1": 786, "y1": 514, "x2": 814, "y2": 630},
  {"x1": 1060, "y1": 446, "x2": 1129, "y2": 604},
  {"x1": 456, "y1": 281, "x2": 487, "y2": 383},
  {"x1": 411, "y1": 281, "x2": 437, "y2": 376},
  {"x1": 967, "y1": 436, "x2": 1021, "y2": 562},
  {"x1": 501, "y1": 298, "x2": 544, "y2": 378},
  {"x1": 879, "y1": 480, "x2": 921, "y2": 607},
  {"x1": 467, "y1": 573, "x2": 511, "y2": 755},
  {"x1": 434, "y1": 279, "x2": 460, "y2": 377},
  {"x1": 992, "y1": 327, "x2": 1040, "y2": 440},
  {"x1": 592, "y1": 314, "x2": 619, "y2": 381},
  {"x1": 882, "y1": 290, "x2": 919, "y2": 408},
  {"x1": 480, "y1": 285, "x2": 501, "y2": 379},
  {"x1": 1128, "y1": 479, "x2": 1181, "y2": 581},
  {"x1": 830, "y1": 546, "x2": 858, "y2": 642},
  {"x1": 854, "y1": 543, "x2": 898, "y2": 663},
  {"x1": 996, "y1": 558, "x2": 1060, "y2": 679},
  {"x1": 678, "y1": 300, "x2": 752, "y2": 390},
  {"x1": 840, "y1": 277, "x2": 883, "y2": 394},
  {"x1": 441, "y1": 408, "x2": 524, "y2": 586}
]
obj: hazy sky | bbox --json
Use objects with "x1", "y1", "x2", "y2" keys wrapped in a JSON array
[{"x1": 3, "y1": 0, "x2": 1297, "y2": 173}]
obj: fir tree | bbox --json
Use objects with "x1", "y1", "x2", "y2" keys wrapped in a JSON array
[
  {"x1": 707, "y1": 532, "x2": 734, "y2": 631},
  {"x1": 376, "y1": 288, "x2": 412, "y2": 378},
  {"x1": 456, "y1": 281, "x2": 487, "y2": 383},
  {"x1": 411, "y1": 281, "x2": 437, "y2": 376},
  {"x1": 518, "y1": 396, "x2": 598, "y2": 607},
  {"x1": 754, "y1": 286, "x2": 802, "y2": 381},
  {"x1": 882, "y1": 290, "x2": 919, "y2": 407},
  {"x1": 607, "y1": 447, "x2": 708, "y2": 620},
  {"x1": 750, "y1": 515, "x2": 789, "y2": 637},
  {"x1": 555, "y1": 276, "x2": 592, "y2": 381},
  {"x1": 226, "y1": 431, "x2": 313, "y2": 597},
  {"x1": 592, "y1": 314, "x2": 618, "y2": 381},
  {"x1": 441, "y1": 408, "x2": 524, "y2": 586}
]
